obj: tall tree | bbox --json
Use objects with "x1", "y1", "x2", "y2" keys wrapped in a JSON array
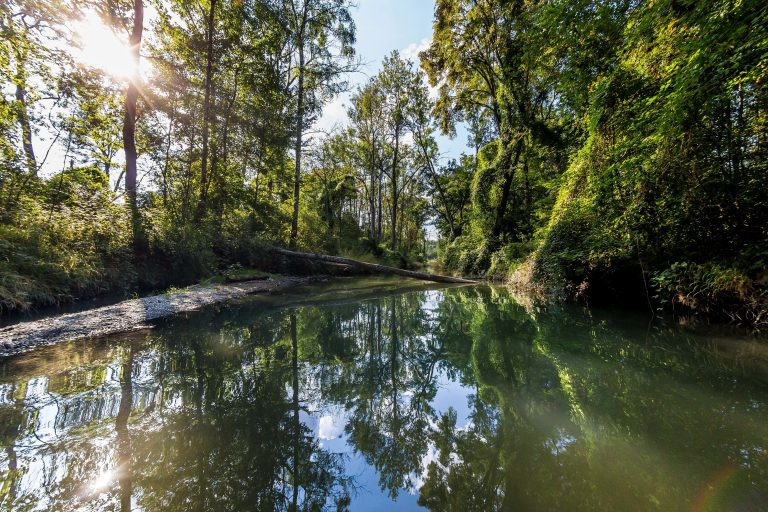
[
  {"x1": 409, "y1": 73, "x2": 460, "y2": 240},
  {"x1": 196, "y1": 0, "x2": 217, "y2": 220},
  {"x1": 377, "y1": 52, "x2": 418, "y2": 251},
  {"x1": 421, "y1": 0, "x2": 563, "y2": 243},
  {"x1": 349, "y1": 78, "x2": 386, "y2": 241},
  {"x1": 122, "y1": 0, "x2": 144, "y2": 218},
  {"x1": 282, "y1": 0, "x2": 356, "y2": 249}
]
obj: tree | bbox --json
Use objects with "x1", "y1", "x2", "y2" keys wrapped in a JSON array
[
  {"x1": 122, "y1": 0, "x2": 144, "y2": 222},
  {"x1": 11, "y1": 18, "x2": 37, "y2": 175},
  {"x1": 195, "y1": 0, "x2": 216, "y2": 220},
  {"x1": 2, "y1": 0, "x2": 77, "y2": 195},
  {"x1": 282, "y1": 0, "x2": 356, "y2": 249},
  {"x1": 377, "y1": 53, "x2": 412, "y2": 251},
  {"x1": 421, "y1": 0, "x2": 565, "y2": 243},
  {"x1": 349, "y1": 78, "x2": 386, "y2": 242},
  {"x1": 427, "y1": 158, "x2": 472, "y2": 241}
]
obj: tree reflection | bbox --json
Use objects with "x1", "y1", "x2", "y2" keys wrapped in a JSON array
[
  {"x1": 131, "y1": 311, "x2": 351, "y2": 511},
  {"x1": 0, "y1": 283, "x2": 767, "y2": 511},
  {"x1": 115, "y1": 346, "x2": 133, "y2": 512},
  {"x1": 417, "y1": 287, "x2": 768, "y2": 511},
  {"x1": 296, "y1": 292, "x2": 444, "y2": 499}
]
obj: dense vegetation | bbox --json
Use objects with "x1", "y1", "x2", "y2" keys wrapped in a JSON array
[
  {"x1": 423, "y1": 0, "x2": 768, "y2": 325},
  {"x1": 1, "y1": 0, "x2": 358, "y2": 310},
  {"x1": 1, "y1": 0, "x2": 766, "y2": 324}
]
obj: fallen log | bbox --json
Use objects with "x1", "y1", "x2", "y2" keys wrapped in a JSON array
[{"x1": 274, "y1": 248, "x2": 477, "y2": 284}]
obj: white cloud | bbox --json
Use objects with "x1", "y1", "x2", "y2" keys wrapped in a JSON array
[
  {"x1": 401, "y1": 38, "x2": 440, "y2": 101},
  {"x1": 312, "y1": 93, "x2": 350, "y2": 135},
  {"x1": 401, "y1": 37, "x2": 431, "y2": 63},
  {"x1": 317, "y1": 414, "x2": 345, "y2": 440}
]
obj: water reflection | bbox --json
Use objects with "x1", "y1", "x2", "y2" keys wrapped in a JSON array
[{"x1": 0, "y1": 281, "x2": 767, "y2": 511}]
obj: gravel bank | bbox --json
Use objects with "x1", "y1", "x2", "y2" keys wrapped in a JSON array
[{"x1": 0, "y1": 277, "x2": 314, "y2": 357}]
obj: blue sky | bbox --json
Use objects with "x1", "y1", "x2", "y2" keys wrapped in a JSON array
[{"x1": 314, "y1": 0, "x2": 471, "y2": 162}]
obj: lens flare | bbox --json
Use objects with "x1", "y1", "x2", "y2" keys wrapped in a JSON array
[{"x1": 71, "y1": 12, "x2": 136, "y2": 80}]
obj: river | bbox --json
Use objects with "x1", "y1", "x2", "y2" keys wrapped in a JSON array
[{"x1": 0, "y1": 278, "x2": 766, "y2": 511}]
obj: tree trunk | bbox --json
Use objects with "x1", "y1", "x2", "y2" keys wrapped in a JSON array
[
  {"x1": 735, "y1": 82, "x2": 744, "y2": 179},
  {"x1": 15, "y1": 82, "x2": 36, "y2": 174},
  {"x1": 160, "y1": 111, "x2": 174, "y2": 208},
  {"x1": 491, "y1": 138, "x2": 523, "y2": 239},
  {"x1": 417, "y1": 134, "x2": 456, "y2": 239},
  {"x1": 390, "y1": 127, "x2": 400, "y2": 251},
  {"x1": 390, "y1": 300, "x2": 398, "y2": 421},
  {"x1": 290, "y1": 313, "x2": 300, "y2": 510},
  {"x1": 123, "y1": 0, "x2": 144, "y2": 239},
  {"x1": 369, "y1": 143, "x2": 377, "y2": 240},
  {"x1": 116, "y1": 346, "x2": 134, "y2": 512},
  {"x1": 377, "y1": 167, "x2": 384, "y2": 242},
  {"x1": 196, "y1": 0, "x2": 217, "y2": 220},
  {"x1": 12, "y1": 28, "x2": 36, "y2": 175},
  {"x1": 213, "y1": 79, "x2": 238, "y2": 222},
  {"x1": 102, "y1": 150, "x2": 112, "y2": 179},
  {"x1": 275, "y1": 248, "x2": 477, "y2": 283},
  {"x1": 289, "y1": 44, "x2": 305, "y2": 249},
  {"x1": 522, "y1": 149, "x2": 532, "y2": 236}
]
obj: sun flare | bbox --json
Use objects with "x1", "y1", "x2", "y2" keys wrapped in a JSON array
[
  {"x1": 87, "y1": 468, "x2": 116, "y2": 493},
  {"x1": 72, "y1": 12, "x2": 138, "y2": 80}
]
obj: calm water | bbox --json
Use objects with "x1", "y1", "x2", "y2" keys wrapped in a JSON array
[{"x1": 0, "y1": 278, "x2": 767, "y2": 511}]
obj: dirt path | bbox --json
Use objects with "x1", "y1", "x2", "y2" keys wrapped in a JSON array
[{"x1": 0, "y1": 277, "x2": 314, "y2": 357}]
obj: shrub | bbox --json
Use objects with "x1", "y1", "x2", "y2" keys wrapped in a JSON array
[
  {"x1": 0, "y1": 179, "x2": 134, "y2": 312},
  {"x1": 653, "y1": 262, "x2": 767, "y2": 326}
]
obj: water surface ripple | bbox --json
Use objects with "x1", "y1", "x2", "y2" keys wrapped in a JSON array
[{"x1": 0, "y1": 278, "x2": 766, "y2": 511}]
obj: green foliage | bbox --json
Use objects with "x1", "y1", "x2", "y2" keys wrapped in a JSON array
[
  {"x1": 487, "y1": 241, "x2": 538, "y2": 277},
  {"x1": 430, "y1": 0, "x2": 767, "y2": 322},
  {"x1": 653, "y1": 261, "x2": 767, "y2": 326},
  {"x1": 0, "y1": 0, "x2": 765, "y2": 324},
  {"x1": 146, "y1": 210, "x2": 219, "y2": 282},
  {"x1": 0, "y1": 178, "x2": 133, "y2": 312},
  {"x1": 438, "y1": 235, "x2": 493, "y2": 277}
]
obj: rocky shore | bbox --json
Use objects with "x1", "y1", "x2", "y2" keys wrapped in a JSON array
[{"x1": 0, "y1": 276, "x2": 315, "y2": 357}]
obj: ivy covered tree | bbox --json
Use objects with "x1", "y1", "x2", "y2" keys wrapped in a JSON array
[{"x1": 424, "y1": 0, "x2": 767, "y2": 321}]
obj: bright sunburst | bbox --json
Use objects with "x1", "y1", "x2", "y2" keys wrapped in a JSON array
[{"x1": 71, "y1": 11, "x2": 138, "y2": 80}]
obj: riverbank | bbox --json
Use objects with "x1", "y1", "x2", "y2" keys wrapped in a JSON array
[{"x1": 0, "y1": 276, "x2": 318, "y2": 357}]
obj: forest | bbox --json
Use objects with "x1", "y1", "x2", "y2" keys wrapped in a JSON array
[{"x1": 1, "y1": 0, "x2": 767, "y2": 324}]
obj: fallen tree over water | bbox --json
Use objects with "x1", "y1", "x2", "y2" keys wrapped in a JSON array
[
  {"x1": 274, "y1": 248, "x2": 476, "y2": 284},
  {"x1": 0, "y1": 250, "x2": 474, "y2": 357}
]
